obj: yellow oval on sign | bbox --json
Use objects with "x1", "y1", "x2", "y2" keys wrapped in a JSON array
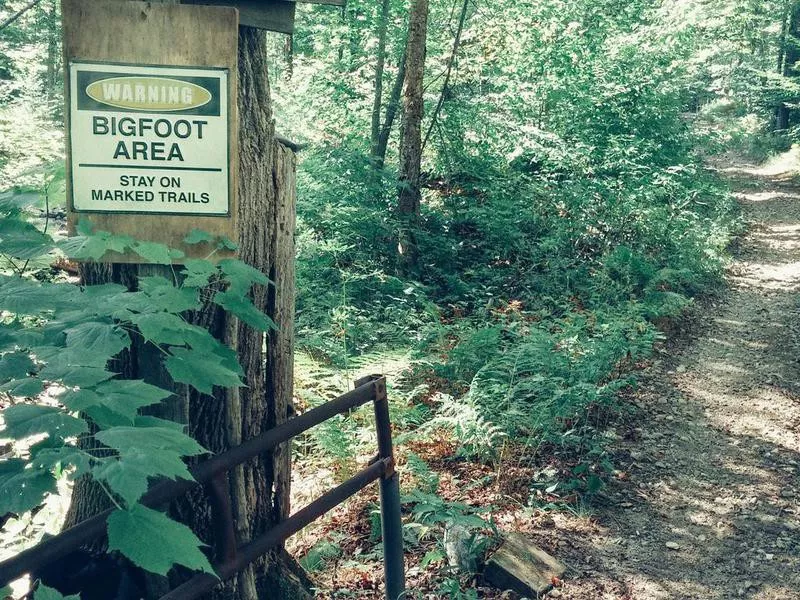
[{"x1": 85, "y1": 76, "x2": 212, "y2": 112}]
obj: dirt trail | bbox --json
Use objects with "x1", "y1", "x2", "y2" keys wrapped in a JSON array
[{"x1": 551, "y1": 158, "x2": 800, "y2": 600}]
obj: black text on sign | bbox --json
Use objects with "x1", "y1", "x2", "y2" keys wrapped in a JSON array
[{"x1": 69, "y1": 62, "x2": 230, "y2": 216}]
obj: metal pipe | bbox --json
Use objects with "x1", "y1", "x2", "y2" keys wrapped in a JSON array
[
  {"x1": 206, "y1": 473, "x2": 237, "y2": 564},
  {"x1": 372, "y1": 379, "x2": 406, "y2": 600},
  {"x1": 0, "y1": 379, "x2": 383, "y2": 586},
  {"x1": 158, "y1": 459, "x2": 390, "y2": 600}
]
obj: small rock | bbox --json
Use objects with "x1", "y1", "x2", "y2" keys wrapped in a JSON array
[
  {"x1": 697, "y1": 535, "x2": 707, "y2": 542},
  {"x1": 765, "y1": 553, "x2": 775, "y2": 560},
  {"x1": 549, "y1": 590, "x2": 563, "y2": 598},
  {"x1": 444, "y1": 523, "x2": 477, "y2": 574},
  {"x1": 780, "y1": 489, "x2": 795, "y2": 498},
  {"x1": 665, "y1": 541, "x2": 680, "y2": 550}
]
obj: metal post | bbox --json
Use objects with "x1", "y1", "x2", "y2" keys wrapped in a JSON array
[{"x1": 369, "y1": 376, "x2": 406, "y2": 600}]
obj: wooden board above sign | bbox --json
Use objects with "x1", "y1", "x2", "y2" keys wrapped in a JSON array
[
  {"x1": 182, "y1": 0, "x2": 344, "y2": 34},
  {"x1": 62, "y1": 0, "x2": 239, "y2": 262}
]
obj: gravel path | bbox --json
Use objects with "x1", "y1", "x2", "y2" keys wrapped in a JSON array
[{"x1": 546, "y1": 157, "x2": 800, "y2": 600}]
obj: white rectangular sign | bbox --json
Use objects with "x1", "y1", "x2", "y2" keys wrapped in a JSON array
[{"x1": 68, "y1": 61, "x2": 229, "y2": 216}]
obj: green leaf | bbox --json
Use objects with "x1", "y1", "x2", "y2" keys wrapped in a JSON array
[
  {"x1": 0, "y1": 219, "x2": 54, "y2": 259},
  {"x1": 34, "y1": 583, "x2": 80, "y2": 600},
  {"x1": 132, "y1": 241, "x2": 173, "y2": 265},
  {"x1": 107, "y1": 504, "x2": 215, "y2": 576},
  {"x1": 213, "y1": 291, "x2": 277, "y2": 332},
  {"x1": 95, "y1": 379, "x2": 173, "y2": 412},
  {"x1": 218, "y1": 259, "x2": 268, "y2": 294},
  {"x1": 65, "y1": 321, "x2": 130, "y2": 360},
  {"x1": 0, "y1": 377, "x2": 44, "y2": 398},
  {"x1": 93, "y1": 447, "x2": 193, "y2": 507},
  {"x1": 60, "y1": 380, "x2": 170, "y2": 425},
  {"x1": 138, "y1": 276, "x2": 200, "y2": 313},
  {"x1": 181, "y1": 259, "x2": 218, "y2": 287},
  {"x1": 40, "y1": 358, "x2": 116, "y2": 387},
  {"x1": 96, "y1": 426, "x2": 207, "y2": 457},
  {"x1": 2, "y1": 405, "x2": 87, "y2": 440},
  {"x1": 133, "y1": 415, "x2": 186, "y2": 430},
  {"x1": 0, "y1": 459, "x2": 56, "y2": 514},
  {"x1": 217, "y1": 236, "x2": 238, "y2": 251},
  {"x1": 420, "y1": 549, "x2": 445, "y2": 569},
  {"x1": 165, "y1": 347, "x2": 243, "y2": 394},
  {"x1": 183, "y1": 229, "x2": 216, "y2": 245},
  {"x1": 31, "y1": 446, "x2": 94, "y2": 478},
  {"x1": 0, "y1": 352, "x2": 35, "y2": 383},
  {"x1": 0, "y1": 276, "x2": 80, "y2": 314},
  {"x1": 129, "y1": 312, "x2": 191, "y2": 346},
  {"x1": 60, "y1": 231, "x2": 133, "y2": 261}
]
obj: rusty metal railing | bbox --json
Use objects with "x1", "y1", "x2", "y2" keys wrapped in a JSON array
[{"x1": 0, "y1": 375, "x2": 405, "y2": 600}]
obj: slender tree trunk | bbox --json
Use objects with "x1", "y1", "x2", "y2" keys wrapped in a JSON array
[
  {"x1": 45, "y1": 0, "x2": 58, "y2": 99},
  {"x1": 63, "y1": 24, "x2": 308, "y2": 600},
  {"x1": 370, "y1": 0, "x2": 391, "y2": 161},
  {"x1": 421, "y1": 0, "x2": 468, "y2": 152},
  {"x1": 374, "y1": 52, "x2": 405, "y2": 169},
  {"x1": 397, "y1": 0, "x2": 428, "y2": 271},
  {"x1": 777, "y1": 2, "x2": 800, "y2": 130},
  {"x1": 284, "y1": 34, "x2": 294, "y2": 79}
]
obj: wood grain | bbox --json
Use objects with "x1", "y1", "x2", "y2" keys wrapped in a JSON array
[{"x1": 62, "y1": 0, "x2": 239, "y2": 262}]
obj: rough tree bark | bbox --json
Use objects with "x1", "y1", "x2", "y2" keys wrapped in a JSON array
[
  {"x1": 62, "y1": 24, "x2": 308, "y2": 600},
  {"x1": 396, "y1": 0, "x2": 428, "y2": 272}
]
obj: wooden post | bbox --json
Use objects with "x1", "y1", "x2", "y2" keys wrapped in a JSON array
[{"x1": 59, "y1": 1, "x2": 305, "y2": 598}]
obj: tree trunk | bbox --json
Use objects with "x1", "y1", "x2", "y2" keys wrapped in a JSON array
[
  {"x1": 62, "y1": 25, "x2": 308, "y2": 600},
  {"x1": 284, "y1": 33, "x2": 294, "y2": 79},
  {"x1": 397, "y1": 0, "x2": 428, "y2": 272},
  {"x1": 777, "y1": 2, "x2": 800, "y2": 130},
  {"x1": 374, "y1": 50, "x2": 406, "y2": 170},
  {"x1": 370, "y1": 0, "x2": 391, "y2": 161},
  {"x1": 45, "y1": 0, "x2": 59, "y2": 99},
  {"x1": 421, "y1": 0, "x2": 468, "y2": 152}
]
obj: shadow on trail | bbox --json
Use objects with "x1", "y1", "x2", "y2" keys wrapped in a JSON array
[{"x1": 542, "y1": 157, "x2": 800, "y2": 600}]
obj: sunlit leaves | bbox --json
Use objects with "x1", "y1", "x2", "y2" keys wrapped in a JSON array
[
  {"x1": 0, "y1": 458, "x2": 56, "y2": 514},
  {"x1": 0, "y1": 218, "x2": 53, "y2": 259},
  {"x1": 0, "y1": 219, "x2": 278, "y2": 576},
  {"x1": 1, "y1": 404, "x2": 87, "y2": 440}
]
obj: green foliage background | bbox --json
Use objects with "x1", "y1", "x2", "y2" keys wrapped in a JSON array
[{"x1": 0, "y1": 0, "x2": 795, "y2": 594}]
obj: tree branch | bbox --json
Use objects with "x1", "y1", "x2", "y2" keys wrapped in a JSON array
[
  {"x1": 0, "y1": 0, "x2": 44, "y2": 32},
  {"x1": 421, "y1": 0, "x2": 469, "y2": 153}
]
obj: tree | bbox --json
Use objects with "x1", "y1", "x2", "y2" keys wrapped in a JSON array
[
  {"x1": 397, "y1": 0, "x2": 428, "y2": 272},
  {"x1": 777, "y1": 1, "x2": 800, "y2": 130},
  {"x1": 371, "y1": 0, "x2": 391, "y2": 162},
  {"x1": 62, "y1": 23, "x2": 308, "y2": 600}
]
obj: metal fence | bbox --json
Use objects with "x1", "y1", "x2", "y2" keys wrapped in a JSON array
[{"x1": 0, "y1": 375, "x2": 405, "y2": 600}]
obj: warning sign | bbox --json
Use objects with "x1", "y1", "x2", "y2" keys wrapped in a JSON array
[{"x1": 68, "y1": 61, "x2": 229, "y2": 216}]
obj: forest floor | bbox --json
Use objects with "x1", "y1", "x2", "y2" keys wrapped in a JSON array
[
  {"x1": 296, "y1": 153, "x2": 800, "y2": 599},
  {"x1": 532, "y1": 154, "x2": 800, "y2": 599}
]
